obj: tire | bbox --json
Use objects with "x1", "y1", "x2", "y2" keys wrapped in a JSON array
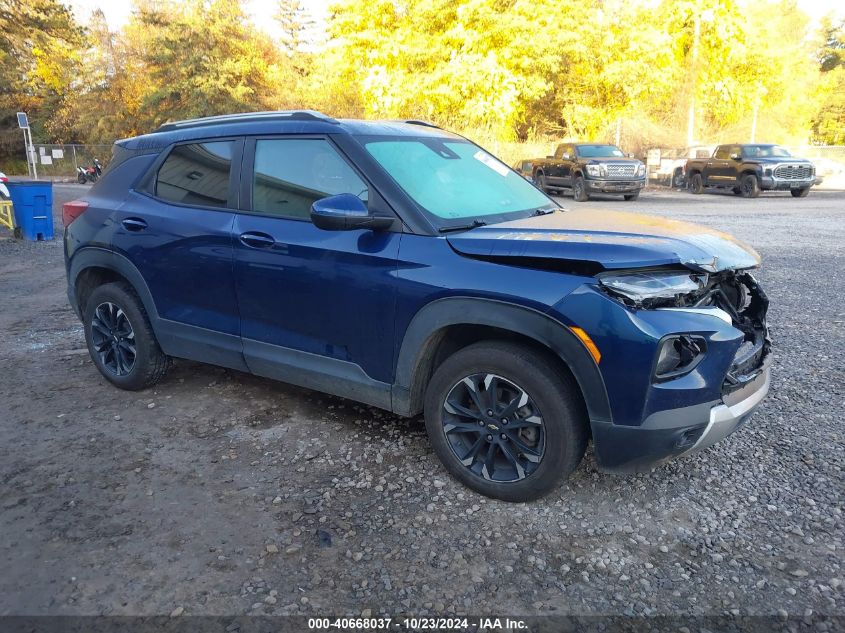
[
  {"x1": 423, "y1": 341, "x2": 588, "y2": 502},
  {"x1": 791, "y1": 187, "x2": 810, "y2": 198},
  {"x1": 670, "y1": 168, "x2": 683, "y2": 189},
  {"x1": 535, "y1": 172, "x2": 547, "y2": 193},
  {"x1": 83, "y1": 282, "x2": 169, "y2": 390},
  {"x1": 77, "y1": 173, "x2": 86, "y2": 184},
  {"x1": 572, "y1": 175, "x2": 589, "y2": 202},
  {"x1": 688, "y1": 172, "x2": 704, "y2": 194},
  {"x1": 740, "y1": 173, "x2": 760, "y2": 198},
  {"x1": 623, "y1": 192, "x2": 639, "y2": 201}
]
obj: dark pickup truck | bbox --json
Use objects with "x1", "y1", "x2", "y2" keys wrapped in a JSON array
[
  {"x1": 532, "y1": 143, "x2": 646, "y2": 202},
  {"x1": 685, "y1": 144, "x2": 816, "y2": 198}
]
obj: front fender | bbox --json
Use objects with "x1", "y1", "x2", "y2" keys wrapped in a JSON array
[{"x1": 391, "y1": 297, "x2": 611, "y2": 423}]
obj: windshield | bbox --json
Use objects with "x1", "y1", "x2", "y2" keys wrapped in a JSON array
[
  {"x1": 362, "y1": 137, "x2": 554, "y2": 224},
  {"x1": 577, "y1": 144, "x2": 625, "y2": 158},
  {"x1": 742, "y1": 145, "x2": 792, "y2": 158}
]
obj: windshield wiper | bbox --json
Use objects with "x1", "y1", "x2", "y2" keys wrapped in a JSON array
[
  {"x1": 534, "y1": 207, "x2": 556, "y2": 215},
  {"x1": 439, "y1": 219, "x2": 488, "y2": 233}
]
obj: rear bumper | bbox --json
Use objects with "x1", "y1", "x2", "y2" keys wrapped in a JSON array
[{"x1": 593, "y1": 364, "x2": 770, "y2": 473}]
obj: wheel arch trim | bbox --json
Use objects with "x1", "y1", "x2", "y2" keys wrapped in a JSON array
[
  {"x1": 68, "y1": 247, "x2": 161, "y2": 322},
  {"x1": 392, "y1": 297, "x2": 612, "y2": 423}
]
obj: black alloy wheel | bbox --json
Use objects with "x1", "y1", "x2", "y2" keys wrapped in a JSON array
[
  {"x1": 90, "y1": 302, "x2": 136, "y2": 376},
  {"x1": 689, "y1": 172, "x2": 704, "y2": 194},
  {"x1": 441, "y1": 373, "x2": 545, "y2": 483},
  {"x1": 424, "y1": 341, "x2": 588, "y2": 501},
  {"x1": 740, "y1": 174, "x2": 760, "y2": 198},
  {"x1": 83, "y1": 282, "x2": 169, "y2": 390},
  {"x1": 572, "y1": 175, "x2": 589, "y2": 201}
]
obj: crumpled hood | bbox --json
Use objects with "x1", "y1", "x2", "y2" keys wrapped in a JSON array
[{"x1": 446, "y1": 209, "x2": 760, "y2": 273}]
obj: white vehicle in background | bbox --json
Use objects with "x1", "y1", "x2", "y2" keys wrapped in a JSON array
[
  {"x1": 647, "y1": 146, "x2": 715, "y2": 188},
  {"x1": 0, "y1": 172, "x2": 10, "y2": 199}
]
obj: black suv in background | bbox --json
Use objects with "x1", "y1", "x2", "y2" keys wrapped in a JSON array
[
  {"x1": 532, "y1": 143, "x2": 646, "y2": 201},
  {"x1": 685, "y1": 144, "x2": 816, "y2": 198}
]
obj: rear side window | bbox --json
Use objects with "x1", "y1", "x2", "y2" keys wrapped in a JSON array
[
  {"x1": 155, "y1": 141, "x2": 234, "y2": 208},
  {"x1": 714, "y1": 146, "x2": 731, "y2": 160},
  {"x1": 252, "y1": 139, "x2": 368, "y2": 219}
]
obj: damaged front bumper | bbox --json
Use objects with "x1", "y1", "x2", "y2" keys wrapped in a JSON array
[{"x1": 559, "y1": 269, "x2": 772, "y2": 474}]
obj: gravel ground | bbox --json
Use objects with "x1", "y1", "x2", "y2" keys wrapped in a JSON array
[{"x1": 0, "y1": 185, "x2": 842, "y2": 622}]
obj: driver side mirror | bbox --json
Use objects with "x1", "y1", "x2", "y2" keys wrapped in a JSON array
[
  {"x1": 310, "y1": 193, "x2": 393, "y2": 231},
  {"x1": 562, "y1": 154, "x2": 571, "y2": 160},
  {"x1": 627, "y1": 153, "x2": 635, "y2": 159},
  {"x1": 730, "y1": 153, "x2": 741, "y2": 161}
]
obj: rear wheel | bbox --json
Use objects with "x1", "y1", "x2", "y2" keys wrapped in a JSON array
[
  {"x1": 424, "y1": 341, "x2": 588, "y2": 502},
  {"x1": 791, "y1": 187, "x2": 810, "y2": 198},
  {"x1": 688, "y1": 172, "x2": 704, "y2": 194},
  {"x1": 84, "y1": 282, "x2": 169, "y2": 390},
  {"x1": 740, "y1": 173, "x2": 760, "y2": 198},
  {"x1": 572, "y1": 175, "x2": 589, "y2": 202}
]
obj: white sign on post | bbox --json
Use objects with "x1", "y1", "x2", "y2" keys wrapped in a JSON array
[{"x1": 52, "y1": 149, "x2": 64, "y2": 159}]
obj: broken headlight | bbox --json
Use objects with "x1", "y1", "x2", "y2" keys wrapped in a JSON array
[{"x1": 599, "y1": 271, "x2": 707, "y2": 303}]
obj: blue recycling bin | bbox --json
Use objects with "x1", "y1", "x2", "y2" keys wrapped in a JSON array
[{"x1": 6, "y1": 181, "x2": 54, "y2": 241}]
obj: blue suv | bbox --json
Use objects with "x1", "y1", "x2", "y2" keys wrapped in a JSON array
[{"x1": 63, "y1": 111, "x2": 771, "y2": 501}]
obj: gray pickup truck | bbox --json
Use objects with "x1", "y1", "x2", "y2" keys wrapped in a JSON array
[
  {"x1": 684, "y1": 144, "x2": 816, "y2": 198},
  {"x1": 531, "y1": 143, "x2": 646, "y2": 202}
]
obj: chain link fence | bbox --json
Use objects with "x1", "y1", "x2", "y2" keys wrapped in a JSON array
[{"x1": 24, "y1": 144, "x2": 113, "y2": 181}]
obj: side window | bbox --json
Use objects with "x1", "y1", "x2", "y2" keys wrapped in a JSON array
[
  {"x1": 252, "y1": 139, "x2": 368, "y2": 219},
  {"x1": 731, "y1": 145, "x2": 743, "y2": 158},
  {"x1": 714, "y1": 146, "x2": 731, "y2": 160},
  {"x1": 155, "y1": 141, "x2": 234, "y2": 208}
]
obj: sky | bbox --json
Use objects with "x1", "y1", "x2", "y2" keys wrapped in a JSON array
[{"x1": 70, "y1": 0, "x2": 845, "y2": 40}]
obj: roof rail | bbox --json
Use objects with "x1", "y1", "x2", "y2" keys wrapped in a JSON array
[
  {"x1": 403, "y1": 119, "x2": 441, "y2": 129},
  {"x1": 156, "y1": 110, "x2": 339, "y2": 132}
]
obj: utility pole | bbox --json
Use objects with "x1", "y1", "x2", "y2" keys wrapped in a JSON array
[{"x1": 687, "y1": 13, "x2": 700, "y2": 147}]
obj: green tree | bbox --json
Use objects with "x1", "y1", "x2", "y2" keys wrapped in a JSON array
[
  {"x1": 0, "y1": 0, "x2": 84, "y2": 143},
  {"x1": 811, "y1": 18, "x2": 845, "y2": 145}
]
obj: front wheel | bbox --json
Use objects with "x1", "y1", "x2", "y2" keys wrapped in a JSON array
[
  {"x1": 84, "y1": 282, "x2": 169, "y2": 390},
  {"x1": 670, "y1": 168, "x2": 684, "y2": 189},
  {"x1": 535, "y1": 172, "x2": 547, "y2": 193},
  {"x1": 572, "y1": 175, "x2": 589, "y2": 202},
  {"x1": 740, "y1": 174, "x2": 760, "y2": 198},
  {"x1": 791, "y1": 187, "x2": 810, "y2": 198},
  {"x1": 688, "y1": 172, "x2": 704, "y2": 194},
  {"x1": 424, "y1": 341, "x2": 588, "y2": 502}
]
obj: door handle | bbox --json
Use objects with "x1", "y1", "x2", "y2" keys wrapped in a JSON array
[
  {"x1": 239, "y1": 232, "x2": 276, "y2": 248},
  {"x1": 121, "y1": 217, "x2": 147, "y2": 231}
]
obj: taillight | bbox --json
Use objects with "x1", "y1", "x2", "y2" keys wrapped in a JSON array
[
  {"x1": 62, "y1": 200, "x2": 89, "y2": 226},
  {"x1": 0, "y1": 176, "x2": 8, "y2": 182}
]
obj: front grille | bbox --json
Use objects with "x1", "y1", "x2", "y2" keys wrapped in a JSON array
[
  {"x1": 606, "y1": 163, "x2": 637, "y2": 178},
  {"x1": 773, "y1": 164, "x2": 812, "y2": 180}
]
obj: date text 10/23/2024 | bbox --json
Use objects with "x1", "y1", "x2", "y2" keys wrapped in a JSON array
[{"x1": 307, "y1": 617, "x2": 528, "y2": 631}]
